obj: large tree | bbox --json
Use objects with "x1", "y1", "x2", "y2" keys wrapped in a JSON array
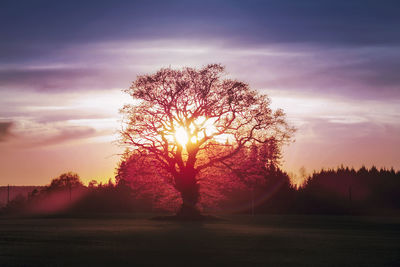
[{"x1": 120, "y1": 64, "x2": 294, "y2": 218}]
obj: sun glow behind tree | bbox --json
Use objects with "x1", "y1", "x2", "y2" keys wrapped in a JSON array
[{"x1": 170, "y1": 116, "x2": 223, "y2": 150}]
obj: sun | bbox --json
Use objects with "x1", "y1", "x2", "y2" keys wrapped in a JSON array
[
  {"x1": 173, "y1": 117, "x2": 221, "y2": 147},
  {"x1": 175, "y1": 127, "x2": 189, "y2": 146}
]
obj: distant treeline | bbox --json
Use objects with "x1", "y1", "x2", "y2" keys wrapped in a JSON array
[
  {"x1": 1, "y1": 166, "x2": 400, "y2": 216},
  {"x1": 216, "y1": 165, "x2": 400, "y2": 216},
  {"x1": 0, "y1": 186, "x2": 43, "y2": 208},
  {"x1": 0, "y1": 173, "x2": 138, "y2": 215},
  {"x1": 295, "y1": 166, "x2": 400, "y2": 215}
]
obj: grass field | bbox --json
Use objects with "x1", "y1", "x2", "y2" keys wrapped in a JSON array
[{"x1": 1, "y1": 214, "x2": 399, "y2": 266}]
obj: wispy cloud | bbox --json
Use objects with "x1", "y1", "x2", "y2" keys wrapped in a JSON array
[{"x1": 0, "y1": 121, "x2": 14, "y2": 142}]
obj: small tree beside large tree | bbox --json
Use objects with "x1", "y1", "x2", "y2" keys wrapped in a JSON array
[{"x1": 120, "y1": 64, "x2": 294, "y2": 218}]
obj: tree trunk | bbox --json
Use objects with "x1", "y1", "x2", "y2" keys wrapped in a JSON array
[{"x1": 174, "y1": 168, "x2": 201, "y2": 218}]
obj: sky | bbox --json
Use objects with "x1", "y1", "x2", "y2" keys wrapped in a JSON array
[{"x1": 1, "y1": 0, "x2": 399, "y2": 185}]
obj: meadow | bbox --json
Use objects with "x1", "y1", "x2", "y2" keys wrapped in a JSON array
[{"x1": 1, "y1": 214, "x2": 399, "y2": 266}]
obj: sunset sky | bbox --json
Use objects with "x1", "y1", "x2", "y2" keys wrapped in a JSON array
[{"x1": 1, "y1": 0, "x2": 399, "y2": 185}]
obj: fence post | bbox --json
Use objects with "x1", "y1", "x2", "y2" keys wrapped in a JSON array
[
  {"x1": 251, "y1": 187, "x2": 255, "y2": 216},
  {"x1": 348, "y1": 186, "x2": 352, "y2": 202}
]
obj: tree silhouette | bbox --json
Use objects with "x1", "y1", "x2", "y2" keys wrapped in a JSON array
[
  {"x1": 116, "y1": 150, "x2": 181, "y2": 212},
  {"x1": 48, "y1": 172, "x2": 83, "y2": 191},
  {"x1": 120, "y1": 64, "x2": 294, "y2": 218}
]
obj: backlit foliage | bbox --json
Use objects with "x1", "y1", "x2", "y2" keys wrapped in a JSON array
[{"x1": 119, "y1": 64, "x2": 294, "y2": 214}]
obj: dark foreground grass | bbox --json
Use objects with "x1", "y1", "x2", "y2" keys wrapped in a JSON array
[{"x1": 0, "y1": 214, "x2": 399, "y2": 266}]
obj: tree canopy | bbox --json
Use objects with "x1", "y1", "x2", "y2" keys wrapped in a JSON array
[
  {"x1": 48, "y1": 172, "x2": 83, "y2": 191},
  {"x1": 120, "y1": 64, "x2": 294, "y2": 218}
]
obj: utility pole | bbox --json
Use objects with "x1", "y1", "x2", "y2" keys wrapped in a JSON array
[{"x1": 7, "y1": 184, "x2": 10, "y2": 205}]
